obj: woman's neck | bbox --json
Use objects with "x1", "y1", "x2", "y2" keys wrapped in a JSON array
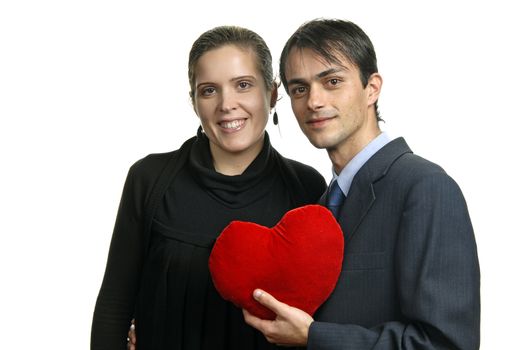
[{"x1": 209, "y1": 136, "x2": 265, "y2": 176}]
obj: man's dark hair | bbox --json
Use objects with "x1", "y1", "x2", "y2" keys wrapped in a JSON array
[{"x1": 279, "y1": 19, "x2": 382, "y2": 121}]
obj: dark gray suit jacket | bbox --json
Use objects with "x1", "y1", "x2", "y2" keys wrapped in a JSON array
[{"x1": 308, "y1": 138, "x2": 480, "y2": 349}]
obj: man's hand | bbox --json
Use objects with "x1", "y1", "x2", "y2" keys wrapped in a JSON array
[
  {"x1": 127, "y1": 319, "x2": 136, "y2": 350},
  {"x1": 243, "y1": 289, "x2": 314, "y2": 346}
]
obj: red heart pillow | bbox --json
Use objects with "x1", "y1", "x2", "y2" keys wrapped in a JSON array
[{"x1": 208, "y1": 204, "x2": 344, "y2": 320}]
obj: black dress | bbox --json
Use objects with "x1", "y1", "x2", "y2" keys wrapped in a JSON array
[{"x1": 91, "y1": 130, "x2": 326, "y2": 350}]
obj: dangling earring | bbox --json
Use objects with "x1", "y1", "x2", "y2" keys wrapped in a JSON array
[
  {"x1": 197, "y1": 125, "x2": 205, "y2": 138},
  {"x1": 272, "y1": 110, "x2": 279, "y2": 125}
]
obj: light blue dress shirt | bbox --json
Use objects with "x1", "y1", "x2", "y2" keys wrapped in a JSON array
[{"x1": 331, "y1": 132, "x2": 392, "y2": 196}]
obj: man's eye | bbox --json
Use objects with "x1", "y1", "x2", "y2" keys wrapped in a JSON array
[
  {"x1": 329, "y1": 78, "x2": 339, "y2": 85},
  {"x1": 292, "y1": 86, "x2": 307, "y2": 95}
]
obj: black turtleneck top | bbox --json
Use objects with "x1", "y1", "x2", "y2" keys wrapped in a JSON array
[{"x1": 91, "y1": 131, "x2": 326, "y2": 350}]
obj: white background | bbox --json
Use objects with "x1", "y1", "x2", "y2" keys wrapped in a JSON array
[{"x1": 1, "y1": 0, "x2": 521, "y2": 348}]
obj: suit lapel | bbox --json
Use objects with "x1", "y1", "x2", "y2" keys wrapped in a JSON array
[
  {"x1": 337, "y1": 167, "x2": 375, "y2": 242},
  {"x1": 337, "y1": 137, "x2": 412, "y2": 243},
  {"x1": 318, "y1": 191, "x2": 328, "y2": 206}
]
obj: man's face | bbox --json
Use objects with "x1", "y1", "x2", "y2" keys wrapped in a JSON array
[{"x1": 284, "y1": 47, "x2": 380, "y2": 158}]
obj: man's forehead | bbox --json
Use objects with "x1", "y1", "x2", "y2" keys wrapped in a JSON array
[
  {"x1": 285, "y1": 47, "x2": 351, "y2": 76},
  {"x1": 288, "y1": 47, "x2": 327, "y2": 63}
]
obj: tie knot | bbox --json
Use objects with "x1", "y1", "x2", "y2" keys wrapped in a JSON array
[
  {"x1": 327, "y1": 180, "x2": 345, "y2": 206},
  {"x1": 326, "y1": 180, "x2": 345, "y2": 219}
]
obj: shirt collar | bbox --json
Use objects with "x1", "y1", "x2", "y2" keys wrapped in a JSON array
[{"x1": 331, "y1": 132, "x2": 392, "y2": 196}]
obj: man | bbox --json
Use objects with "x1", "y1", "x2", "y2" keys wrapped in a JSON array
[{"x1": 243, "y1": 19, "x2": 480, "y2": 349}]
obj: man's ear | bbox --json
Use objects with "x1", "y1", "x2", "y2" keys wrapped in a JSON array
[{"x1": 366, "y1": 73, "x2": 383, "y2": 106}]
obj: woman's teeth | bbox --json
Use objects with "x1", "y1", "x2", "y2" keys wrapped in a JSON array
[{"x1": 221, "y1": 119, "x2": 245, "y2": 129}]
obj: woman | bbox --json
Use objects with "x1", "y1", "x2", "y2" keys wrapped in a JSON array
[{"x1": 91, "y1": 26, "x2": 326, "y2": 349}]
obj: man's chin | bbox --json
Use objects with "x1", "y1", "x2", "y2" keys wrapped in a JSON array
[{"x1": 305, "y1": 136, "x2": 332, "y2": 150}]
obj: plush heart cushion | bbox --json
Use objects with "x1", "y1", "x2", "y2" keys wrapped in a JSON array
[{"x1": 209, "y1": 204, "x2": 344, "y2": 320}]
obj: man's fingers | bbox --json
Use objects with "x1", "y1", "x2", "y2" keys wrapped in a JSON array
[
  {"x1": 243, "y1": 308, "x2": 274, "y2": 331},
  {"x1": 252, "y1": 289, "x2": 284, "y2": 314},
  {"x1": 243, "y1": 308, "x2": 264, "y2": 328}
]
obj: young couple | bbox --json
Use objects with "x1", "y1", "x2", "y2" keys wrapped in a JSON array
[{"x1": 92, "y1": 19, "x2": 480, "y2": 350}]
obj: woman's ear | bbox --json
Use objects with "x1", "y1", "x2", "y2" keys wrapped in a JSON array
[
  {"x1": 190, "y1": 91, "x2": 199, "y2": 117},
  {"x1": 270, "y1": 81, "x2": 278, "y2": 108}
]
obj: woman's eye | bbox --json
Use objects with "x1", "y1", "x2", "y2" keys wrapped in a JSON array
[
  {"x1": 201, "y1": 87, "x2": 216, "y2": 96},
  {"x1": 238, "y1": 81, "x2": 251, "y2": 89}
]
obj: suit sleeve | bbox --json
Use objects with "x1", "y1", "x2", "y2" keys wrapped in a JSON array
[
  {"x1": 91, "y1": 162, "x2": 147, "y2": 349},
  {"x1": 307, "y1": 172, "x2": 480, "y2": 349}
]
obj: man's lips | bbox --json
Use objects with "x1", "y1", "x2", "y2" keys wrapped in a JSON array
[{"x1": 306, "y1": 115, "x2": 336, "y2": 127}]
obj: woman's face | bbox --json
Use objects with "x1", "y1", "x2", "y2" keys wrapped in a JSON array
[{"x1": 193, "y1": 45, "x2": 273, "y2": 160}]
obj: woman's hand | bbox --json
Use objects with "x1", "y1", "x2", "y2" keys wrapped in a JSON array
[{"x1": 126, "y1": 319, "x2": 136, "y2": 350}]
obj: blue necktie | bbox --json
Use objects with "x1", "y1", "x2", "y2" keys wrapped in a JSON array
[{"x1": 327, "y1": 180, "x2": 345, "y2": 219}]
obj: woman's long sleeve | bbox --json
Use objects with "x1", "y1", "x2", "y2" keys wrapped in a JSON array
[{"x1": 91, "y1": 162, "x2": 147, "y2": 350}]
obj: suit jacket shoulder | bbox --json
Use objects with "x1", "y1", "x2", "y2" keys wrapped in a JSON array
[
  {"x1": 368, "y1": 139, "x2": 465, "y2": 204},
  {"x1": 359, "y1": 137, "x2": 454, "y2": 188}
]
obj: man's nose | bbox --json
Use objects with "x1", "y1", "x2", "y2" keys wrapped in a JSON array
[{"x1": 307, "y1": 84, "x2": 326, "y2": 111}]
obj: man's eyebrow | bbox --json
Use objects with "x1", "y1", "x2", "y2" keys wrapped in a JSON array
[
  {"x1": 317, "y1": 67, "x2": 343, "y2": 78},
  {"x1": 287, "y1": 67, "x2": 344, "y2": 86},
  {"x1": 287, "y1": 78, "x2": 307, "y2": 86}
]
